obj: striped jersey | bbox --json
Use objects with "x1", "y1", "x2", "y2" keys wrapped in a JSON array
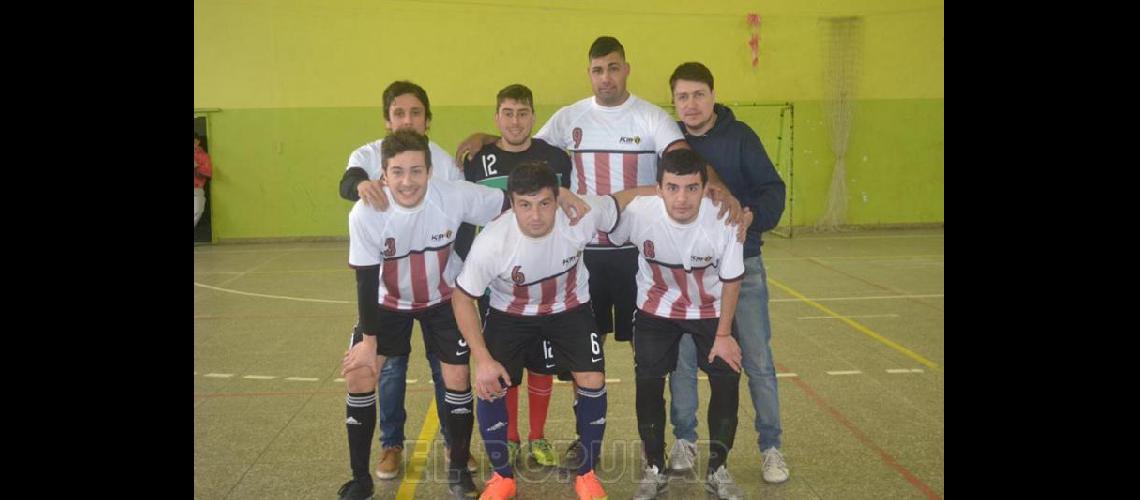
[
  {"x1": 455, "y1": 195, "x2": 620, "y2": 316},
  {"x1": 346, "y1": 138, "x2": 463, "y2": 182},
  {"x1": 609, "y1": 196, "x2": 744, "y2": 320},
  {"x1": 348, "y1": 178, "x2": 505, "y2": 311},
  {"x1": 534, "y1": 94, "x2": 683, "y2": 248}
]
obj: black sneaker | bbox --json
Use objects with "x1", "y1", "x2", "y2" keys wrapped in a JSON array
[
  {"x1": 337, "y1": 478, "x2": 374, "y2": 500},
  {"x1": 447, "y1": 467, "x2": 479, "y2": 499},
  {"x1": 562, "y1": 438, "x2": 585, "y2": 470}
]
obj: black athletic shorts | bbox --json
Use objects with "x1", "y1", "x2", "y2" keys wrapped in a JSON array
[
  {"x1": 632, "y1": 309, "x2": 739, "y2": 378},
  {"x1": 584, "y1": 246, "x2": 638, "y2": 342},
  {"x1": 350, "y1": 302, "x2": 470, "y2": 365},
  {"x1": 484, "y1": 303, "x2": 604, "y2": 385}
]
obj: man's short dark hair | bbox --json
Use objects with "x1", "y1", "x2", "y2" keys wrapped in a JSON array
[
  {"x1": 507, "y1": 161, "x2": 559, "y2": 200},
  {"x1": 381, "y1": 129, "x2": 432, "y2": 170},
  {"x1": 669, "y1": 62, "x2": 715, "y2": 92},
  {"x1": 496, "y1": 84, "x2": 534, "y2": 112},
  {"x1": 589, "y1": 36, "x2": 625, "y2": 61},
  {"x1": 656, "y1": 148, "x2": 708, "y2": 186},
  {"x1": 382, "y1": 80, "x2": 432, "y2": 122}
]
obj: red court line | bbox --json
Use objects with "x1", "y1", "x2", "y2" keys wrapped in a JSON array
[{"x1": 778, "y1": 362, "x2": 941, "y2": 499}]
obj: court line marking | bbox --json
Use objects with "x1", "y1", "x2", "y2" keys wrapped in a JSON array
[
  {"x1": 780, "y1": 362, "x2": 942, "y2": 499},
  {"x1": 204, "y1": 373, "x2": 234, "y2": 378},
  {"x1": 395, "y1": 399, "x2": 440, "y2": 499},
  {"x1": 768, "y1": 278, "x2": 941, "y2": 371},
  {"x1": 242, "y1": 375, "x2": 276, "y2": 380},
  {"x1": 771, "y1": 293, "x2": 942, "y2": 303},
  {"x1": 194, "y1": 282, "x2": 352, "y2": 304},
  {"x1": 798, "y1": 314, "x2": 899, "y2": 320},
  {"x1": 285, "y1": 377, "x2": 319, "y2": 382},
  {"x1": 826, "y1": 370, "x2": 863, "y2": 376}
]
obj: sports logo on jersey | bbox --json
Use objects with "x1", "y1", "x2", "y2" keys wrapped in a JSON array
[
  {"x1": 562, "y1": 252, "x2": 580, "y2": 266},
  {"x1": 643, "y1": 240, "x2": 655, "y2": 259},
  {"x1": 511, "y1": 265, "x2": 526, "y2": 284},
  {"x1": 572, "y1": 127, "x2": 583, "y2": 149},
  {"x1": 619, "y1": 136, "x2": 642, "y2": 145},
  {"x1": 691, "y1": 255, "x2": 713, "y2": 264},
  {"x1": 384, "y1": 238, "x2": 396, "y2": 257},
  {"x1": 431, "y1": 229, "x2": 453, "y2": 242}
]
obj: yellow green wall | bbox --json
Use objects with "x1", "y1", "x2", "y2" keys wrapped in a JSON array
[{"x1": 195, "y1": 0, "x2": 944, "y2": 240}]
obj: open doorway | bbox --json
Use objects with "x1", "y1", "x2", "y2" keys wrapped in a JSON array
[{"x1": 194, "y1": 115, "x2": 212, "y2": 243}]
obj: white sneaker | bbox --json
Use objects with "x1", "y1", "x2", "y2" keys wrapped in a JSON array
[
  {"x1": 705, "y1": 465, "x2": 744, "y2": 500},
  {"x1": 762, "y1": 447, "x2": 789, "y2": 483},
  {"x1": 632, "y1": 465, "x2": 668, "y2": 500},
  {"x1": 667, "y1": 439, "x2": 697, "y2": 472}
]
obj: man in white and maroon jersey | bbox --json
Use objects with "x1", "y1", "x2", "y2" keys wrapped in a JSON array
[
  {"x1": 451, "y1": 161, "x2": 651, "y2": 500},
  {"x1": 609, "y1": 148, "x2": 750, "y2": 500},
  {"x1": 338, "y1": 131, "x2": 591, "y2": 500},
  {"x1": 337, "y1": 129, "x2": 505, "y2": 500}
]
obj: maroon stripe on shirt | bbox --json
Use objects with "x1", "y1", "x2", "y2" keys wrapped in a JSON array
[
  {"x1": 382, "y1": 259, "x2": 401, "y2": 309},
  {"x1": 507, "y1": 283, "x2": 529, "y2": 315},
  {"x1": 410, "y1": 252, "x2": 429, "y2": 306},
  {"x1": 670, "y1": 268, "x2": 691, "y2": 319},
  {"x1": 622, "y1": 152, "x2": 638, "y2": 191},
  {"x1": 574, "y1": 153, "x2": 587, "y2": 195},
  {"x1": 436, "y1": 246, "x2": 452, "y2": 300},
  {"x1": 642, "y1": 262, "x2": 667, "y2": 314},
  {"x1": 693, "y1": 267, "x2": 718, "y2": 319},
  {"x1": 594, "y1": 152, "x2": 611, "y2": 195},
  {"x1": 537, "y1": 278, "x2": 558, "y2": 315},
  {"x1": 564, "y1": 264, "x2": 580, "y2": 309}
]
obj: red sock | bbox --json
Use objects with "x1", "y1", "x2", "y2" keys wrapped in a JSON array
[
  {"x1": 527, "y1": 372, "x2": 553, "y2": 440},
  {"x1": 506, "y1": 385, "x2": 520, "y2": 443}
]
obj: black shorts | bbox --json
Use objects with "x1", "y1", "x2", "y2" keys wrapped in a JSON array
[
  {"x1": 475, "y1": 295, "x2": 556, "y2": 376},
  {"x1": 632, "y1": 309, "x2": 739, "y2": 378},
  {"x1": 584, "y1": 247, "x2": 638, "y2": 342},
  {"x1": 484, "y1": 303, "x2": 604, "y2": 385},
  {"x1": 350, "y1": 302, "x2": 470, "y2": 365}
]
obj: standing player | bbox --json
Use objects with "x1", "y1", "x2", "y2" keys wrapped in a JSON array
[
  {"x1": 665, "y1": 62, "x2": 790, "y2": 484},
  {"x1": 452, "y1": 161, "x2": 652, "y2": 500},
  {"x1": 454, "y1": 84, "x2": 572, "y2": 468},
  {"x1": 608, "y1": 149, "x2": 750, "y2": 500},
  {"x1": 336, "y1": 80, "x2": 472, "y2": 479}
]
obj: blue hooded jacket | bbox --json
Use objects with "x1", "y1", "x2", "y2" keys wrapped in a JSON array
[{"x1": 679, "y1": 103, "x2": 786, "y2": 257}]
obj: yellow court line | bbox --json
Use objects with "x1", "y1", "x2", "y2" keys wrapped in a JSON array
[
  {"x1": 767, "y1": 278, "x2": 942, "y2": 371},
  {"x1": 395, "y1": 398, "x2": 440, "y2": 500}
]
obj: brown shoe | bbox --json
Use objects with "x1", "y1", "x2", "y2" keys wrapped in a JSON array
[
  {"x1": 375, "y1": 446, "x2": 402, "y2": 480},
  {"x1": 444, "y1": 445, "x2": 479, "y2": 473}
]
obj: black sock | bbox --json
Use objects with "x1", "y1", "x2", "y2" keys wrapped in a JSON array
[
  {"x1": 707, "y1": 375, "x2": 740, "y2": 473},
  {"x1": 635, "y1": 377, "x2": 667, "y2": 470},
  {"x1": 347, "y1": 391, "x2": 378, "y2": 482},
  {"x1": 444, "y1": 388, "x2": 474, "y2": 471},
  {"x1": 575, "y1": 384, "x2": 607, "y2": 475}
]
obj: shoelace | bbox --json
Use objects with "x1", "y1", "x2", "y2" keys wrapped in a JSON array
[{"x1": 764, "y1": 449, "x2": 786, "y2": 469}]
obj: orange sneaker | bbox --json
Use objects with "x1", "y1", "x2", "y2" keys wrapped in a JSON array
[
  {"x1": 574, "y1": 470, "x2": 608, "y2": 500},
  {"x1": 478, "y1": 471, "x2": 517, "y2": 500}
]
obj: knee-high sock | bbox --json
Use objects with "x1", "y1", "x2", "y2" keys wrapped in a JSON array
[
  {"x1": 444, "y1": 388, "x2": 475, "y2": 470},
  {"x1": 476, "y1": 394, "x2": 513, "y2": 478},
  {"x1": 635, "y1": 377, "x2": 667, "y2": 470},
  {"x1": 707, "y1": 375, "x2": 740, "y2": 473},
  {"x1": 506, "y1": 385, "x2": 520, "y2": 443},
  {"x1": 575, "y1": 384, "x2": 608, "y2": 475},
  {"x1": 527, "y1": 372, "x2": 553, "y2": 440},
  {"x1": 347, "y1": 391, "x2": 378, "y2": 482}
]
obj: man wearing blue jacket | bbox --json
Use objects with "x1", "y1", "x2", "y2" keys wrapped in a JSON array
[{"x1": 664, "y1": 61, "x2": 790, "y2": 484}]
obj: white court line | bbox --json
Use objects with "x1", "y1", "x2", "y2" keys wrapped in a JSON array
[
  {"x1": 771, "y1": 294, "x2": 942, "y2": 303},
  {"x1": 242, "y1": 375, "x2": 277, "y2": 380},
  {"x1": 193, "y1": 282, "x2": 352, "y2": 304},
  {"x1": 788, "y1": 234, "x2": 943, "y2": 241},
  {"x1": 204, "y1": 373, "x2": 234, "y2": 378},
  {"x1": 406, "y1": 379, "x2": 418, "y2": 384},
  {"x1": 798, "y1": 314, "x2": 900, "y2": 320},
  {"x1": 285, "y1": 377, "x2": 320, "y2": 382},
  {"x1": 605, "y1": 378, "x2": 621, "y2": 383},
  {"x1": 765, "y1": 254, "x2": 944, "y2": 262},
  {"x1": 334, "y1": 378, "x2": 345, "y2": 383},
  {"x1": 886, "y1": 369, "x2": 925, "y2": 374},
  {"x1": 776, "y1": 373, "x2": 798, "y2": 378},
  {"x1": 826, "y1": 370, "x2": 863, "y2": 376}
]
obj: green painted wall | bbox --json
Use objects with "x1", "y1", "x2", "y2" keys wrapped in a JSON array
[{"x1": 195, "y1": 0, "x2": 943, "y2": 240}]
